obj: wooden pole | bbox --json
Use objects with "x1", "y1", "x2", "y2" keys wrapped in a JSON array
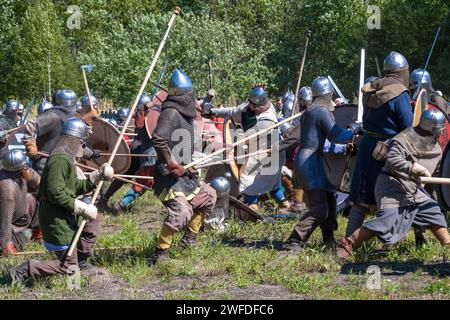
[
  {"x1": 357, "y1": 49, "x2": 365, "y2": 123},
  {"x1": 67, "y1": 7, "x2": 181, "y2": 258},
  {"x1": 292, "y1": 35, "x2": 309, "y2": 115},
  {"x1": 36, "y1": 151, "x2": 152, "y2": 191},
  {"x1": 195, "y1": 148, "x2": 271, "y2": 169},
  {"x1": 100, "y1": 153, "x2": 151, "y2": 158},
  {"x1": 81, "y1": 64, "x2": 95, "y2": 113},
  {"x1": 420, "y1": 177, "x2": 450, "y2": 185},
  {"x1": 184, "y1": 110, "x2": 304, "y2": 170},
  {"x1": 6, "y1": 125, "x2": 25, "y2": 135}
]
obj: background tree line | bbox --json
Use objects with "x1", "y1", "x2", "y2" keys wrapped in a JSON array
[{"x1": 0, "y1": 0, "x2": 448, "y2": 107}]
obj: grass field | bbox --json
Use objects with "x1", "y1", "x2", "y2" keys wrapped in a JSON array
[{"x1": 0, "y1": 189, "x2": 449, "y2": 300}]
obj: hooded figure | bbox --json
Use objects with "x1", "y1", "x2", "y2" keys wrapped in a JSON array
[
  {"x1": 337, "y1": 110, "x2": 450, "y2": 259},
  {"x1": 9, "y1": 118, "x2": 114, "y2": 285},
  {"x1": 0, "y1": 150, "x2": 41, "y2": 255},
  {"x1": 409, "y1": 69, "x2": 449, "y2": 114},
  {"x1": 23, "y1": 89, "x2": 78, "y2": 175},
  {"x1": 281, "y1": 76, "x2": 359, "y2": 251},
  {"x1": 345, "y1": 51, "x2": 414, "y2": 238},
  {"x1": 0, "y1": 100, "x2": 21, "y2": 160},
  {"x1": 202, "y1": 85, "x2": 288, "y2": 211},
  {"x1": 150, "y1": 69, "x2": 217, "y2": 263}
]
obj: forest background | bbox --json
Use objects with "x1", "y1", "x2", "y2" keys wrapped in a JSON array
[{"x1": 0, "y1": 0, "x2": 448, "y2": 107}]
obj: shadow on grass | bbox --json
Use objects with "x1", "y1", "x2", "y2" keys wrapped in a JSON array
[
  {"x1": 0, "y1": 271, "x2": 11, "y2": 286},
  {"x1": 91, "y1": 246, "x2": 155, "y2": 266},
  {"x1": 220, "y1": 237, "x2": 284, "y2": 251},
  {"x1": 340, "y1": 260, "x2": 450, "y2": 277}
]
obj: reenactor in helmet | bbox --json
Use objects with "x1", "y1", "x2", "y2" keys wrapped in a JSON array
[
  {"x1": 0, "y1": 100, "x2": 22, "y2": 159},
  {"x1": 117, "y1": 107, "x2": 130, "y2": 125},
  {"x1": 337, "y1": 109, "x2": 450, "y2": 260},
  {"x1": 202, "y1": 84, "x2": 289, "y2": 212},
  {"x1": 77, "y1": 94, "x2": 99, "y2": 126},
  {"x1": 0, "y1": 150, "x2": 41, "y2": 255},
  {"x1": 23, "y1": 89, "x2": 79, "y2": 175},
  {"x1": 345, "y1": 52, "x2": 414, "y2": 241},
  {"x1": 97, "y1": 94, "x2": 157, "y2": 213},
  {"x1": 9, "y1": 118, "x2": 114, "y2": 284},
  {"x1": 150, "y1": 69, "x2": 217, "y2": 263},
  {"x1": 281, "y1": 76, "x2": 361, "y2": 251},
  {"x1": 280, "y1": 90, "x2": 294, "y2": 118},
  {"x1": 410, "y1": 69, "x2": 449, "y2": 114},
  {"x1": 275, "y1": 84, "x2": 349, "y2": 212},
  {"x1": 37, "y1": 100, "x2": 53, "y2": 115}
]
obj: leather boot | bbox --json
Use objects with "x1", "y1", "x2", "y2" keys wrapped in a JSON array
[
  {"x1": 335, "y1": 237, "x2": 354, "y2": 261},
  {"x1": 96, "y1": 195, "x2": 109, "y2": 211},
  {"x1": 9, "y1": 262, "x2": 30, "y2": 285},
  {"x1": 281, "y1": 231, "x2": 306, "y2": 252},
  {"x1": 112, "y1": 200, "x2": 128, "y2": 215},
  {"x1": 249, "y1": 204, "x2": 260, "y2": 212},
  {"x1": 179, "y1": 229, "x2": 198, "y2": 249},
  {"x1": 322, "y1": 230, "x2": 336, "y2": 247},
  {"x1": 414, "y1": 228, "x2": 427, "y2": 247},
  {"x1": 151, "y1": 247, "x2": 169, "y2": 264}
]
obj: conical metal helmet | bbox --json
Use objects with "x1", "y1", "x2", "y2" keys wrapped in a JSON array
[{"x1": 168, "y1": 69, "x2": 193, "y2": 96}]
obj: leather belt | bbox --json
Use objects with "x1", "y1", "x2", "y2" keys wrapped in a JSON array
[{"x1": 363, "y1": 129, "x2": 394, "y2": 140}]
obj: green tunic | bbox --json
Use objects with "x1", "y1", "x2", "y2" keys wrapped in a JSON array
[{"x1": 38, "y1": 154, "x2": 94, "y2": 245}]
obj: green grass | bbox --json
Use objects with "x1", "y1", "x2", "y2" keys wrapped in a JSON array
[{"x1": 0, "y1": 189, "x2": 448, "y2": 300}]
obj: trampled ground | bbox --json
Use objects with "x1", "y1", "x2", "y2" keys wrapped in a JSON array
[{"x1": 0, "y1": 189, "x2": 449, "y2": 300}]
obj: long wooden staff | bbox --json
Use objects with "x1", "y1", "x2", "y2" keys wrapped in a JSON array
[
  {"x1": 195, "y1": 148, "x2": 271, "y2": 169},
  {"x1": 100, "y1": 153, "x2": 152, "y2": 157},
  {"x1": 81, "y1": 64, "x2": 95, "y2": 112},
  {"x1": 357, "y1": 49, "x2": 365, "y2": 123},
  {"x1": 184, "y1": 111, "x2": 304, "y2": 170},
  {"x1": 67, "y1": 8, "x2": 181, "y2": 258},
  {"x1": 36, "y1": 151, "x2": 152, "y2": 191},
  {"x1": 292, "y1": 35, "x2": 309, "y2": 115},
  {"x1": 6, "y1": 125, "x2": 26, "y2": 135},
  {"x1": 420, "y1": 177, "x2": 450, "y2": 185}
]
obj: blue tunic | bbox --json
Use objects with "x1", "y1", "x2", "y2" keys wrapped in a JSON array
[
  {"x1": 294, "y1": 105, "x2": 354, "y2": 191},
  {"x1": 349, "y1": 91, "x2": 413, "y2": 206}
]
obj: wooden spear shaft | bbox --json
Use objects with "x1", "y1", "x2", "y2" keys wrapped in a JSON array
[
  {"x1": 67, "y1": 7, "x2": 181, "y2": 258},
  {"x1": 6, "y1": 125, "x2": 25, "y2": 135},
  {"x1": 357, "y1": 49, "x2": 365, "y2": 123},
  {"x1": 36, "y1": 151, "x2": 152, "y2": 191},
  {"x1": 100, "y1": 153, "x2": 151, "y2": 157},
  {"x1": 81, "y1": 67, "x2": 94, "y2": 112},
  {"x1": 115, "y1": 174, "x2": 154, "y2": 180},
  {"x1": 195, "y1": 148, "x2": 271, "y2": 169},
  {"x1": 420, "y1": 177, "x2": 450, "y2": 185},
  {"x1": 292, "y1": 35, "x2": 309, "y2": 115},
  {"x1": 184, "y1": 110, "x2": 304, "y2": 170}
]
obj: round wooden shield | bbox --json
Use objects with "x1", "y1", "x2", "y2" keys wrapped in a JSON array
[
  {"x1": 323, "y1": 104, "x2": 359, "y2": 192},
  {"x1": 145, "y1": 90, "x2": 167, "y2": 139},
  {"x1": 85, "y1": 117, "x2": 131, "y2": 174}
]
